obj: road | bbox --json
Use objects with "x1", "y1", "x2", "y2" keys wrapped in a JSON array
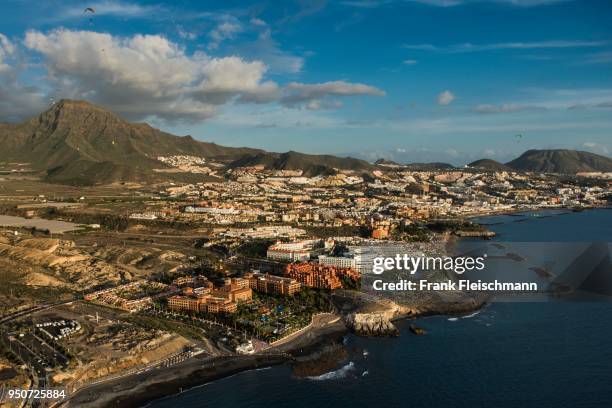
[{"x1": 0, "y1": 301, "x2": 75, "y2": 325}]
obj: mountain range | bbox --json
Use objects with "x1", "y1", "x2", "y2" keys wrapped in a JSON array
[
  {"x1": 0, "y1": 100, "x2": 262, "y2": 184},
  {"x1": 228, "y1": 151, "x2": 373, "y2": 176},
  {"x1": 469, "y1": 150, "x2": 612, "y2": 173},
  {"x1": 0, "y1": 100, "x2": 610, "y2": 185}
]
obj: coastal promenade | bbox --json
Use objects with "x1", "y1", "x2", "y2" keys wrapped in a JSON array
[{"x1": 269, "y1": 313, "x2": 341, "y2": 347}]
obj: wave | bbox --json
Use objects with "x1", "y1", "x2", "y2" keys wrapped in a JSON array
[
  {"x1": 461, "y1": 310, "x2": 481, "y2": 319},
  {"x1": 447, "y1": 317, "x2": 458, "y2": 321},
  {"x1": 362, "y1": 370, "x2": 369, "y2": 377},
  {"x1": 307, "y1": 362, "x2": 355, "y2": 381}
]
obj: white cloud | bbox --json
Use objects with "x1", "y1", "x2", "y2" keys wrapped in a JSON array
[
  {"x1": 513, "y1": 88, "x2": 612, "y2": 111},
  {"x1": 250, "y1": 18, "x2": 267, "y2": 26},
  {"x1": 404, "y1": 40, "x2": 606, "y2": 53},
  {"x1": 9, "y1": 29, "x2": 385, "y2": 122},
  {"x1": 176, "y1": 25, "x2": 197, "y2": 41},
  {"x1": 282, "y1": 80, "x2": 385, "y2": 109},
  {"x1": 305, "y1": 99, "x2": 344, "y2": 110},
  {"x1": 437, "y1": 90, "x2": 455, "y2": 105},
  {"x1": 0, "y1": 33, "x2": 48, "y2": 121},
  {"x1": 473, "y1": 103, "x2": 544, "y2": 113},
  {"x1": 0, "y1": 34, "x2": 15, "y2": 73},
  {"x1": 285, "y1": 81, "x2": 385, "y2": 98},
  {"x1": 582, "y1": 142, "x2": 610, "y2": 155},
  {"x1": 403, "y1": 59, "x2": 418, "y2": 65},
  {"x1": 568, "y1": 101, "x2": 612, "y2": 110},
  {"x1": 24, "y1": 29, "x2": 277, "y2": 122},
  {"x1": 209, "y1": 21, "x2": 242, "y2": 50}
]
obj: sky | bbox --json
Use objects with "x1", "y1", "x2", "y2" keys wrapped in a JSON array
[{"x1": 0, "y1": 0, "x2": 611, "y2": 165}]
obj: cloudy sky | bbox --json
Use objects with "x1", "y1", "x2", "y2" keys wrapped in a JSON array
[{"x1": 1, "y1": 0, "x2": 611, "y2": 164}]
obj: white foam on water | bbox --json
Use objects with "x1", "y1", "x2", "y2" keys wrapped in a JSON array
[
  {"x1": 307, "y1": 362, "x2": 355, "y2": 381},
  {"x1": 253, "y1": 367, "x2": 272, "y2": 372},
  {"x1": 461, "y1": 310, "x2": 481, "y2": 319}
]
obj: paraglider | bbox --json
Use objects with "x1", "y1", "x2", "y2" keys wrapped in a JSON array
[
  {"x1": 515, "y1": 133, "x2": 523, "y2": 143},
  {"x1": 84, "y1": 7, "x2": 95, "y2": 25}
]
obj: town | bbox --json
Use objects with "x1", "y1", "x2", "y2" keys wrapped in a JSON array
[{"x1": 0, "y1": 159, "x2": 610, "y2": 407}]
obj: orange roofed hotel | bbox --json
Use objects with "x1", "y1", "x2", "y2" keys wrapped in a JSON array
[
  {"x1": 285, "y1": 263, "x2": 360, "y2": 290},
  {"x1": 168, "y1": 277, "x2": 252, "y2": 314},
  {"x1": 168, "y1": 272, "x2": 304, "y2": 314},
  {"x1": 244, "y1": 272, "x2": 302, "y2": 296}
]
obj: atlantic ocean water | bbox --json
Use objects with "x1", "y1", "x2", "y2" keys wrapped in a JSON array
[{"x1": 150, "y1": 208, "x2": 612, "y2": 408}]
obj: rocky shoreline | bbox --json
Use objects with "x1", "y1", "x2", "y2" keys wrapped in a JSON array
[
  {"x1": 335, "y1": 289, "x2": 487, "y2": 337},
  {"x1": 64, "y1": 354, "x2": 290, "y2": 408},
  {"x1": 64, "y1": 233, "x2": 491, "y2": 407},
  {"x1": 62, "y1": 288, "x2": 486, "y2": 408},
  {"x1": 63, "y1": 312, "x2": 347, "y2": 408}
]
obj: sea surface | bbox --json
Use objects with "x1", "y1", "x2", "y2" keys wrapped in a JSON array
[{"x1": 151, "y1": 208, "x2": 612, "y2": 408}]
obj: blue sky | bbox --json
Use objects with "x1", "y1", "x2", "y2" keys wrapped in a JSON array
[{"x1": 1, "y1": 0, "x2": 611, "y2": 164}]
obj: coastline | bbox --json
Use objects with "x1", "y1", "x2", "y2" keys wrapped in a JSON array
[
  {"x1": 64, "y1": 354, "x2": 289, "y2": 408},
  {"x1": 62, "y1": 290, "x2": 485, "y2": 407},
  {"x1": 62, "y1": 312, "x2": 348, "y2": 408},
  {"x1": 464, "y1": 204, "x2": 610, "y2": 220},
  {"x1": 62, "y1": 205, "x2": 600, "y2": 407}
]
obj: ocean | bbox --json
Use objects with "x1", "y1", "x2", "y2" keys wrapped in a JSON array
[{"x1": 150, "y1": 208, "x2": 612, "y2": 408}]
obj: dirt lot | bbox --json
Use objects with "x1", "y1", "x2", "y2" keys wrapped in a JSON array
[{"x1": 25, "y1": 303, "x2": 194, "y2": 391}]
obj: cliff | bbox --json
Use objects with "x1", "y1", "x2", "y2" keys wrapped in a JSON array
[{"x1": 344, "y1": 313, "x2": 399, "y2": 336}]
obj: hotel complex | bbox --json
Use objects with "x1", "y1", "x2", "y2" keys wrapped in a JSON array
[
  {"x1": 245, "y1": 272, "x2": 302, "y2": 296},
  {"x1": 285, "y1": 263, "x2": 361, "y2": 290}
]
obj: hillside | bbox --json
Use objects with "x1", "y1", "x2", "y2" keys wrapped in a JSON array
[
  {"x1": 0, "y1": 100, "x2": 262, "y2": 184},
  {"x1": 3, "y1": 101, "x2": 608, "y2": 185},
  {"x1": 468, "y1": 159, "x2": 513, "y2": 172},
  {"x1": 228, "y1": 151, "x2": 374, "y2": 176},
  {"x1": 505, "y1": 149, "x2": 612, "y2": 173},
  {"x1": 0, "y1": 100, "x2": 377, "y2": 184},
  {"x1": 403, "y1": 162, "x2": 454, "y2": 171},
  {"x1": 374, "y1": 159, "x2": 453, "y2": 171},
  {"x1": 374, "y1": 158, "x2": 401, "y2": 166}
]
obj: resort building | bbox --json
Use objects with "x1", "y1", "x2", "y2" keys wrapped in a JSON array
[
  {"x1": 317, "y1": 254, "x2": 357, "y2": 269},
  {"x1": 245, "y1": 272, "x2": 302, "y2": 296},
  {"x1": 266, "y1": 241, "x2": 311, "y2": 262},
  {"x1": 284, "y1": 263, "x2": 360, "y2": 290}
]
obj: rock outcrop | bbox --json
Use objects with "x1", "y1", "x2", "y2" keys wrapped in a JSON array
[{"x1": 345, "y1": 313, "x2": 399, "y2": 336}]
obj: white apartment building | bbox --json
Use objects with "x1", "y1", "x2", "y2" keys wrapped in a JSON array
[{"x1": 317, "y1": 254, "x2": 356, "y2": 269}]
